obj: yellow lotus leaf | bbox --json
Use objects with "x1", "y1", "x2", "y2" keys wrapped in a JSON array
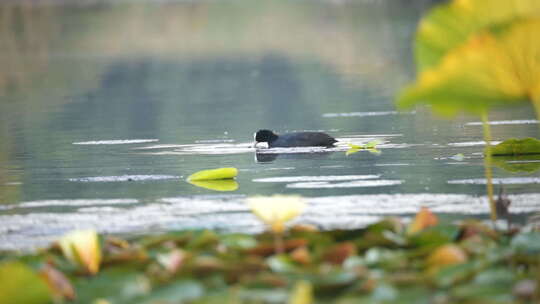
[
  {"x1": 399, "y1": 18, "x2": 540, "y2": 116},
  {"x1": 188, "y1": 179, "x2": 239, "y2": 191},
  {"x1": 416, "y1": 0, "x2": 540, "y2": 71},
  {"x1": 247, "y1": 195, "x2": 306, "y2": 234},
  {"x1": 427, "y1": 244, "x2": 467, "y2": 269},
  {"x1": 187, "y1": 167, "x2": 238, "y2": 181},
  {"x1": 59, "y1": 229, "x2": 102, "y2": 275},
  {"x1": 288, "y1": 280, "x2": 313, "y2": 304},
  {"x1": 407, "y1": 207, "x2": 438, "y2": 235}
]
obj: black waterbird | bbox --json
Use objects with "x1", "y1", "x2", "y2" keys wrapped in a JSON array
[{"x1": 254, "y1": 129, "x2": 337, "y2": 148}]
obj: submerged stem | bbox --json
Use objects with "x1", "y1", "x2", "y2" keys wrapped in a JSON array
[
  {"x1": 481, "y1": 111, "x2": 497, "y2": 222},
  {"x1": 274, "y1": 232, "x2": 284, "y2": 255}
]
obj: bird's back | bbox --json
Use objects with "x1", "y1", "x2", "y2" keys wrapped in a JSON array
[{"x1": 270, "y1": 132, "x2": 337, "y2": 147}]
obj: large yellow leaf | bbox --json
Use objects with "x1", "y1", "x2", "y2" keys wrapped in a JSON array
[
  {"x1": 416, "y1": 0, "x2": 540, "y2": 72},
  {"x1": 399, "y1": 18, "x2": 540, "y2": 116}
]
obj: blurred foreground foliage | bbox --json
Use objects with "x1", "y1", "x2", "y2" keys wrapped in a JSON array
[
  {"x1": 398, "y1": 0, "x2": 540, "y2": 117},
  {"x1": 1, "y1": 209, "x2": 539, "y2": 304}
]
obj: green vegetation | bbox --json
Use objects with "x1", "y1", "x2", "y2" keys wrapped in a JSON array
[
  {"x1": 397, "y1": 0, "x2": 540, "y2": 221},
  {"x1": 1, "y1": 208, "x2": 539, "y2": 303}
]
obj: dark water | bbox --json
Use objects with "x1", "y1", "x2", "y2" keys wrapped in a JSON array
[{"x1": 1, "y1": 0, "x2": 539, "y2": 249}]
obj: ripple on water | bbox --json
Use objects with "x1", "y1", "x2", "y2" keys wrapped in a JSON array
[
  {"x1": 2, "y1": 193, "x2": 540, "y2": 250},
  {"x1": 252, "y1": 175, "x2": 380, "y2": 183},
  {"x1": 448, "y1": 177, "x2": 540, "y2": 185},
  {"x1": 466, "y1": 120, "x2": 539, "y2": 126},
  {"x1": 0, "y1": 199, "x2": 139, "y2": 210},
  {"x1": 69, "y1": 175, "x2": 179, "y2": 182},
  {"x1": 73, "y1": 139, "x2": 159, "y2": 145},
  {"x1": 287, "y1": 180, "x2": 403, "y2": 188},
  {"x1": 322, "y1": 111, "x2": 415, "y2": 118}
]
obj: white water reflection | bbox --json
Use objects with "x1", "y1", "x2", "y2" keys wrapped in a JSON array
[
  {"x1": 2, "y1": 193, "x2": 540, "y2": 250},
  {"x1": 287, "y1": 180, "x2": 403, "y2": 188},
  {"x1": 448, "y1": 177, "x2": 540, "y2": 185},
  {"x1": 73, "y1": 139, "x2": 159, "y2": 145},
  {"x1": 69, "y1": 175, "x2": 179, "y2": 182},
  {"x1": 466, "y1": 120, "x2": 539, "y2": 126},
  {"x1": 253, "y1": 175, "x2": 380, "y2": 183}
]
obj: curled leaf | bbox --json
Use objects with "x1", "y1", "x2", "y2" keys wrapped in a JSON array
[
  {"x1": 247, "y1": 195, "x2": 306, "y2": 234},
  {"x1": 59, "y1": 229, "x2": 102, "y2": 275},
  {"x1": 187, "y1": 167, "x2": 238, "y2": 181},
  {"x1": 407, "y1": 207, "x2": 438, "y2": 235}
]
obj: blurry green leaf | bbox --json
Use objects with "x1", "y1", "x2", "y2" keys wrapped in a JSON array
[
  {"x1": 492, "y1": 154, "x2": 540, "y2": 173},
  {"x1": 511, "y1": 232, "x2": 540, "y2": 254},
  {"x1": 267, "y1": 255, "x2": 298, "y2": 273},
  {"x1": 434, "y1": 261, "x2": 478, "y2": 287},
  {"x1": 415, "y1": 0, "x2": 540, "y2": 71},
  {"x1": 409, "y1": 225, "x2": 459, "y2": 247},
  {"x1": 135, "y1": 280, "x2": 204, "y2": 304},
  {"x1": 399, "y1": 18, "x2": 540, "y2": 116},
  {"x1": 187, "y1": 167, "x2": 238, "y2": 181},
  {"x1": 288, "y1": 280, "x2": 313, "y2": 304},
  {"x1": 188, "y1": 179, "x2": 239, "y2": 191},
  {"x1": 491, "y1": 137, "x2": 540, "y2": 156},
  {"x1": 221, "y1": 234, "x2": 257, "y2": 250},
  {"x1": 0, "y1": 261, "x2": 52, "y2": 304},
  {"x1": 371, "y1": 283, "x2": 398, "y2": 302}
]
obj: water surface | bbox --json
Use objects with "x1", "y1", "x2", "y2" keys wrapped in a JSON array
[{"x1": 1, "y1": 0, "x2": 539, "y2": 249}]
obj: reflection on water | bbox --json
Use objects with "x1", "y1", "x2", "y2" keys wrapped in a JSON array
[{"x1": 1, "y1": 0, "x2": 539, "y2": 249}]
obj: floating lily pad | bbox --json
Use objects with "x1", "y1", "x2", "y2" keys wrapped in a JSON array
[
  {"x1": 187, "y1": 167, "x2": 238, "y2": 181},
  {"x1": 491, "y1": 138, "x2": 540, "y2": 156},
  {"x1": 0, "y1": 261, "x2": 52, "y2": 304},
  {"x1": 492, "y1": 154, "x2": 540, "y2": 173}
]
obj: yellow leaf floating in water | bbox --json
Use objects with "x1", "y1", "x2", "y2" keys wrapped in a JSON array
[
  {"x1": 187, "y1": 167, "x2": 238, "y2": 181},
  {"x1": 59, "y1": 230, "x2": 102, "y2": 275},
  {"x1": 247, "y1": 195, "x2": 305, "y2": 234},
  {"x1": 346, "y1": 141, "x2": 381, "y2": 156},
  {"x1": 188, "y1": 179, "x2": 239, "y2": 191}
]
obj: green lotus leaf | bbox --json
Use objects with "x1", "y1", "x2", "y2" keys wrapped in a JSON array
[
  {"x1": 0, "y1": 261, "x2": 52, "y2": 304},
  {"x1": 491, "y1": 137, "x2": 540, "y2": 156}
]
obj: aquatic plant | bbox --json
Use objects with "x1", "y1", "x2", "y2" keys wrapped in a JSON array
[
  {"x1": 59, "y1": 229, "x2": 101, "y2": 275},
  {"x1": 1, "y1": 208, "x2": 539, "y2": 303},
  {"x1": 247, "y1": 195, "x2": 306, "y2": 253},
  {"x1": 397, "y1": 0, "x2": 540, "y2": 221}
]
